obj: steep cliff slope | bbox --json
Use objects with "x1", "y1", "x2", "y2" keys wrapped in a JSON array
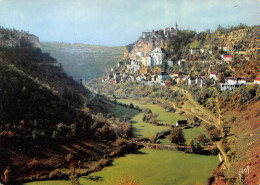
[{"x1": 127, "y1": 36, "x2": 163, "y2": 60}]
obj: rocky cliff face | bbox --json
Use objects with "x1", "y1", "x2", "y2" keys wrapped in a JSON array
[
  {"x1": 0, "y1": 28, "x2": 41, "y2": 48},
  {"x1": 128, "y1": 36, "x2": 164, "y2": 60}
]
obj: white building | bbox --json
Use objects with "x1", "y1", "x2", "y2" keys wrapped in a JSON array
[
  {"x1": 210, "y1": 71, "x2": 218, "y2": 81},
  {"x1": 219, "y1": 77, "x2": 249, "y2": 91},
  {"x1": 151, "y1": 48, "x2": 166, "y2": 66},
  {"x1": 218, "y1": 84, "x2": 243, "y2": 91},
  {"x1": 171, "y1": 71, "x2": 182, "y2": 78},
  {"x1": 188, "y1": 77, "x2": 196, "y2": 85},
  {"x1": 176, "y1": 120, "x2": 188, "y2": 127},
  {"x1": 178, "y1": 59, "x2": 186, "y2": 66},
  {"x1": 200, "y1": 49, "x2": 206, "y2": 54},
  {"x1": 157, "y1": 72, "x2": 170, "y2": 82},
  {"x1": 195, "y1": 77, "x2": 205, "y2": 88},
  {"x1": 167, "y1": 60, "x2": 173, "y2": 67},
  {"x1": 225, "y1": 77, "x2": 248, "y2": 85},
  {"x1": 136, "y1": 52, "x2": 143, "y2": 61},
  {"x1": 190, "y1": 48, "x2": 200, "y2": 55},
  {"x1": 128, "y1": 75, "x2": 135, "y2": 82},
  {"x1": 222, "y1": 55, "x2": 233, "y2": 62},
  {"x1": 254, "y1": 77, "x2": 260, "y2": 84},
  {"x1": 222, "y1": 46, "x2": 231, "y2": 52},
  {"x1": 130, "y1": 63, "x2": 140, "y2": 73},
  {"x1": 142, "y1": 55, "x2": 152, "y2": 67}
]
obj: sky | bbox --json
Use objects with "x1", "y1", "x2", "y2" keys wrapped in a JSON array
[{"x1": 0, "y1": 0, "x2": 259, "y2": 46}]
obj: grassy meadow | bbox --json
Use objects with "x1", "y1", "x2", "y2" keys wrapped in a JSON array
[
  {"x1": 116, "y1": 99, "x2": 185, "y2": 126},
  {"x1": 110, "y1": 104, "x2": 168, "y2": 138},
  {"x1": 159, "y1": 127, "x2": 208, "y2": 145},
  {"x1": 25, "y1": 149, "x2": 219, "y2": 185},
  {"x1": 24, "y1": 100, "x2": 219, "y2": 185}
]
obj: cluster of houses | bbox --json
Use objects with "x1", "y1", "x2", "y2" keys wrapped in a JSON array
[{"x1": 103, "y1": 61, "x2": 259, "y2": 91}]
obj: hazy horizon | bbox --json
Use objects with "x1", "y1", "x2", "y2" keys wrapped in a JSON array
[{"x1": 0, "y1": 0, "x2": 259, "y2": 46}]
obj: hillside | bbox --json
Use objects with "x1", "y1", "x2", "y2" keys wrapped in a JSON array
[
  {"x1": 211, "y1": 89, "x2": 260, "y2": 185},
  {"x1": 0, "y1": 28, "x2": 119, "y2": 184},
  {"x1": 41, "y1": 42, "x2": 124, "y2": 81}
]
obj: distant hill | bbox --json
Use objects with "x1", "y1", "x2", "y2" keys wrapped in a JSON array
[{"x1": 41, "y1": 42, "x2": 124, "y2": 81}]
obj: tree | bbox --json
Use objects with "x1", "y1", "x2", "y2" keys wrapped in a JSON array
[
  {"x1": 186, "y1": 139, "x2": 195, "y2": 153},
  {"x1": 187, "y1": 139, "x2": 194, "y2": 146},
  {"x1": 195, "y1": 133, "x2": 208, "y2": 145},
  {"x1": 196, "y1": 143, "x2": 202, "y2": 154},
  {"x1": 217, "y1": 72, "x2": 225, "y2": 83},
  {"x1": 169, "y1": 128, "x2": 185, "y2": 148},
  {"x1": 190, "y1": 40, "x2": 200, "y2": 49},
  {"x1": 129, "y1": 103, "x2": 134, "y2": 109},
  {"x1": 142, "y1": 114, "x2": 147, "y2": 122},
  {"x1": 208, "y1": 129, "x2": 221, "y2": 141}
]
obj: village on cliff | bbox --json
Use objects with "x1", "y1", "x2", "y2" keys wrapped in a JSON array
[{"x1": 100, "y1": 24, "x2": 260, "y2": 91}]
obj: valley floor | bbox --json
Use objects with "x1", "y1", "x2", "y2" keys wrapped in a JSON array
[{"x1": 25, "y1": 98, "x2": 220, "y2": 185}]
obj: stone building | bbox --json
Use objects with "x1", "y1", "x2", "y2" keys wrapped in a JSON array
[{"x1": 151, "y1": 47, "x2": 166, "y2": 66}]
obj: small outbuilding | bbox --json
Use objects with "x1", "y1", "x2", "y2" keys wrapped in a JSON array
[{"x1": 176, "y1": 120, "x2": 188, "y2": 127}]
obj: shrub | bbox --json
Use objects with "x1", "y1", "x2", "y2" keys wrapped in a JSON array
[
  {"x1": 65, "y1": 153, "x2": 75, "y2": 163},
  {"x1": 49, "y1": 169, "x2": 63, "y2": 179},
  {"x1": 207, "y1": 145, "x2": 219, "y2": 155},
  {"x1": 129, "y1": 103, "x2": 134, "y2": 109},
  {"x1": 116, "y1": 175, "x2": 140, "y2": 185},
  {"x1": 208, "y1": 129, "x2": 221, "y2": 141},
  {"x1": 142, "y1": 108, "x2": 152, "y2": 114},
  {"x1": 169, "y1": 128, "x2": 185, "y2": 146},
  {"x1": 195, "y1": 133, "x2": 209, "y2": 145},
  {"x1": 115, "y1": 138, "x2": 128, "y2": 146}
]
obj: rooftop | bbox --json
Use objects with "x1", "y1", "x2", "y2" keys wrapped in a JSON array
[
  {"x1": 152, "y1": 47, "x2": 165, "y2": 53},
  {"x1": 159, "y1": 72, "x2": 169, "y2": 75}
]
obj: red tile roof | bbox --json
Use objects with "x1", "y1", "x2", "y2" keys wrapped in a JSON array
[
  {"x1": 255, "y1": 77, "x2": 260, "y2": 81},
  {"x1": 224, "y1": 55, "x2": 233, "y2": 58},
  {"x1": 210, "y1": 71, "x2": 218, "y2": 75},
  {"x1": 173, "y1": 71, "x2": 181, "y2": 74}
]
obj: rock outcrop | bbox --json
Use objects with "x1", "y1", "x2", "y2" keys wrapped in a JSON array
[
  {"x1": 0, "y1": 29, "x2": 41, "y2": 48},
  {"x1": 127, "y1": 36, "x2": 164, "y2": 60}
]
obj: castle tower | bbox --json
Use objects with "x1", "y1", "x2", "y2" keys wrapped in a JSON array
[{"x1": 174, "y1": 22, "x2": 178, "y2": 30}]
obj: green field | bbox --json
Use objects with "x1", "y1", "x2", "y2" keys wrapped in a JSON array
[
  {"x1": 116, "y1": 99, "x2": 185, "y2": 126},
  {"x1": 24, "y1": 99, "x2": 219, "y2": 185},
  {"x1": 25, "y1": 149, "x2": 219, "y2": 185},
  {"x1": 111, "y1": 104, "x2": 168, "y2": 138},
  {"x1": 159, "y1": 127, "x2": 208, "y2": 145}
]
